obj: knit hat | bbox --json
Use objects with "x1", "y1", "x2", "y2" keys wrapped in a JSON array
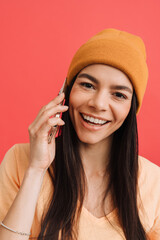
[{"x1": 66, "y1": 28, "x2": 148, "y2": 113}]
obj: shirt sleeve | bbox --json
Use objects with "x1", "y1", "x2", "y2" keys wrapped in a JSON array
[{"x1": 0, "y1": 145, "x2": 20, "y2": 222}]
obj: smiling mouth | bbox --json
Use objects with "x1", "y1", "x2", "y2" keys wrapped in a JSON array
[{"x1": 80, "y1": 113, "x2": 111, "y2": 126}]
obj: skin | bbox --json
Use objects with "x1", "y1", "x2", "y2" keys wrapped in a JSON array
[
  {"x1": 0, "y1": 64, "x2": 133, "y2": 239},
  {"x1": 69, "y1": 64, "x2": 133, "y2": 217},
  {"x1": 69, "y1": 64, "x2": 133, "y2": 170},
  {"x1": 0, "y1": 93, "x2": 69, "y2": 240}
]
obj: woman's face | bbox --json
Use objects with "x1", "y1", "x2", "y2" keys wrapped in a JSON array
[{"x1": 69, "y1": 64, "x2": 133, "y2": 145}]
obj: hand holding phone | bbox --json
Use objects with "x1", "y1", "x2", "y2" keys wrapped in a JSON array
[{"x1": 28, "y1": 79, "x2": 68, "y2": 171}]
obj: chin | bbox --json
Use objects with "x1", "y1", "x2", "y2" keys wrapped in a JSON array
[
  {"x1": 76, "y1": 132, "x2": 109, "y2": 146},
  {"x1": 79, "y1": 138, "x2": 99, "y2": 145}
]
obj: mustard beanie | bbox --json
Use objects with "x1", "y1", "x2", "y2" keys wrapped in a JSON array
[{"x1": 66, "y1": 28, "x2": 148, "y2": 113}]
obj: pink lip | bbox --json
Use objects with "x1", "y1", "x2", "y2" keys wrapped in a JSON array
[
  {"x1": 81, "y1": 112, "x2": 110, "y2": 122},
  {"x1": 79, "y1": 113, "x2": 110, "y2": 131}
]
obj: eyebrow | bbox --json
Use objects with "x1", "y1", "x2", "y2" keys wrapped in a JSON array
[
  {"x1": 110, "y1": 85, "x2": 133, "y2": 94},
  {"x1": 77, "y1": 73, "x2": 99, "y2": 84},
  {"x1": 77, "y1": 73, "x2": 133, "y2": 94}
]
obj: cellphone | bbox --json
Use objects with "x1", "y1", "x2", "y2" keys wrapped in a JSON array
[
  {"x1": 55, "y1": 78, "x2": 67, "y2": 118},
  {"x1": 48, "y1": 78, "x2": 67, "y2": 144}
]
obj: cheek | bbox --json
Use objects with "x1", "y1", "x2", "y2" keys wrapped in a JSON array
[
  {"x1": 69, "y1": 92, "x2": 77, "y2": 113},
  {"x1": 69, "y1": 86, "x2": 86, "y2": 111},
  {"x1": 113, "y1": 102, "x2": 132, "y2": 123}
]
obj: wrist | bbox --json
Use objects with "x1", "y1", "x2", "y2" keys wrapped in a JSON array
[{"x1": 26, "y1": 166, "x2": 47, "y2": 180}]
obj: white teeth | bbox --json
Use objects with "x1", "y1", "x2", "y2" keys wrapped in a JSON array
[{"x1": 82, "y1": 114, "x2": 107, "y2": 125}]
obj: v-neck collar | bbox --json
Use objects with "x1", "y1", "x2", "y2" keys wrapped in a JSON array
[{"x1": 81, "y1": 205, "x2": 118, "y2": 224}]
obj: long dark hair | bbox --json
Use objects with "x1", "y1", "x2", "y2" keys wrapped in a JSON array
[{"x1": 37, "y1": 78, "x2": 147, "y2": 240}]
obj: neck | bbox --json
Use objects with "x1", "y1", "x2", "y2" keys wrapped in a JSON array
[{"x1": 79, "y1": 136, "x2": 112, "y2": 176}]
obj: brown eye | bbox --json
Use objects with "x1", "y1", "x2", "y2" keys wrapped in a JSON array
[
  {"x1": 114, "y1": 92, "x2": 127, "y2": 99},
  {"x1": 80, "y1": 82, "x2": 94, "y2": 89}
]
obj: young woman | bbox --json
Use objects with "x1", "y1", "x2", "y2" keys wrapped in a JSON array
[{"x1": 0, "y1": 29, "x2": 160, "y2": 240}]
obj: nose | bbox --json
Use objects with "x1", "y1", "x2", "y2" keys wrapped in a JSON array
[{"x1": 88, "y1": 91, "x2": 110, "y2": 112}]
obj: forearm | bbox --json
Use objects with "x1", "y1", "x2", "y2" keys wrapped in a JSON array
[{"x1": 0, "y1": 167, "x2": 45, "y2": 240}]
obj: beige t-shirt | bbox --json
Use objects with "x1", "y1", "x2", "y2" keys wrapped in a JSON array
[{"x1": 0, "y1": 143, "x2": 160, "y2": 239}]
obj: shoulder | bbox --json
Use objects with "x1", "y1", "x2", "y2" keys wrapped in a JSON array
[
  {"x1": 2, "y1": 143, "x2": 30, "y2": 163},
  {"x1": 1, "y1": 143, "x2": 30, "y2": 184},
  {"x1": 138, "y1": 155, "x2": 160, "y2": 170},
  {"x1": 138, "y1": 155, "x2": 160, "y2": 197},
  {"x1": 138, "y1": 156, "x2": 160, "y2": 186},
  {"x1": 137, "y1": 156, "x2": 160, "y2": 233}
]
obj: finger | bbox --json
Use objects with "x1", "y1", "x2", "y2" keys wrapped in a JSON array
[
  {"x1": 47, "y1": 118, "x2": 63, "y2": 143},
  {"x1": 32, "y1": 94, "x2": 66, "y2": 125},
  {"x1": 34, "y1": 117, "x2": 65, "y2": 141},
  {"x1": 38, "y1": 92, "x2": 66, "y2": 117},
  {"x1": 30, "y1": 105, "x2": 68, "y2": 133}
]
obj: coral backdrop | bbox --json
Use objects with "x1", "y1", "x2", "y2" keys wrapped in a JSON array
[{"x1": 0, "y1": 0, "x2": 160, "y2": 166}]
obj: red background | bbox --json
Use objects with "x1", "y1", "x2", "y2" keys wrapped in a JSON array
[{"x1": 0, "y1": 0, "x2": 160, "y2": 166}]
